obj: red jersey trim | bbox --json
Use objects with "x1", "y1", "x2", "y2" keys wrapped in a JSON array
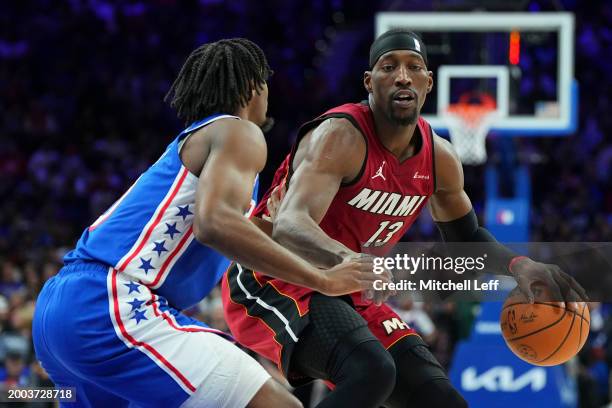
[
  {"x1": 291, "y1": 102, "x2": 435, "y2": 194},
  {"x1": 427, "y1": 123, "x2": 437, "y2": 193}
]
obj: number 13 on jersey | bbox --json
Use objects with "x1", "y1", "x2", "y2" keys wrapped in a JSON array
[{"x1": 364, "y1": 221, "x2": 404, "y2": 247}]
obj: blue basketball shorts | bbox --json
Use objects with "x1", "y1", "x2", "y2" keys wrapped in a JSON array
[{"x1": 32, "y1": 261, "x2": 270, "y2": 407}]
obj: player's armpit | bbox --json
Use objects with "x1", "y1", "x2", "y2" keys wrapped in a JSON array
[{"x1": 273, "y1": 118, "x2": 366, "y2": 267}]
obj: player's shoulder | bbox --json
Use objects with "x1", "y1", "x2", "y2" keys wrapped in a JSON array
[
  {"x1": 294, "y1": 116, "x2": 366, "y2": 178},
  {"x1": 309, "y1": 116, "x2": 365, "y2": 147},
  {"x1": 302, "y1": 117, "x2": 367, "y2": 168},
  {"x1": 189, "y1": 117, "x2": 265, "y2": 151},
  {"x1": 211, "y1": 117, "x2": 265, "y2": 143}
]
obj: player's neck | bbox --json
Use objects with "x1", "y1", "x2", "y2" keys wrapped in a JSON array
[
  {"x1": 234, "y1": 106, "x2": 249, "y2": 121},
  {"x1": 371, "y1": 108, "x2": 419, "y2": 161}
]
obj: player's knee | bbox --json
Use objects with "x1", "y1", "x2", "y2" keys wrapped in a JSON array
[
  {"x1": 336, "y1": 340, "x2": 397, "y2": 399},
  {"x1": 368, "y1": 348, "x2": 397, "y2": 393},
  {"x1": 247, "y1": 378, "x2": 303, "y2": 408}
]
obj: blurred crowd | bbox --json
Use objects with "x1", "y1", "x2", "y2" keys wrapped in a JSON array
[{"x1": 0, "y1": 0, "x2": 610, "y2": 406}]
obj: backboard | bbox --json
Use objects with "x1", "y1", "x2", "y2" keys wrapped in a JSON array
[{"x1": 375, "y1": 12, "x2": 578, "y2": 137}]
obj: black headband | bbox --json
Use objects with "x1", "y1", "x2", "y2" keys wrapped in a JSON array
[{"x1": 369, "y1": 30, "x2": 428, "y2": 68}]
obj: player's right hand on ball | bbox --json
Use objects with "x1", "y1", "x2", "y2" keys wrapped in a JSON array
[
  {"x1": 510, "y1": 257, "x2": 589, "y2": 306},
  {"x1": 319, "y1": 255, "x2": 391, "y2": 297}
]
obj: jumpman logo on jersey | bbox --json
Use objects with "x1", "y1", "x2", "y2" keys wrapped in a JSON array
[{"x1": 372, "y1": 161, "x2": 386, "y2": 181}]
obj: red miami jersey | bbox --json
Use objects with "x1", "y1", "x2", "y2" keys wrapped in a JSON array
[
  {"x1": 221, "y1": 102, "x2": 436, "y2": 370},
  {"x1": 254, "y1": 101, "x2": 436, "y2": 255}
]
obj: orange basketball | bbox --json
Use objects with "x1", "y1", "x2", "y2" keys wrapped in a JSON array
[{"x1": 500, "y1": 285, "x2": 590, "y2": 366}]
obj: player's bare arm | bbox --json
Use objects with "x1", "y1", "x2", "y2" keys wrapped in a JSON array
[
  {"x1": 430, "y1": 134, "x2": 588, "y2": 303},
  {"x1": 272, "y1": 118, "x2": 365, "y2": 267},
  {"x1": 182, "y1": 118, "x2": 384, "y2": 296}
]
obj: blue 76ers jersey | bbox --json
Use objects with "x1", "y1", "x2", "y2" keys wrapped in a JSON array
[{"x1": 64, "y1": 114, "x2": 259, "y2": 309}]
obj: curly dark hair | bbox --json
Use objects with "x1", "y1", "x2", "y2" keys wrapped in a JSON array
[{"x1": 165, "y1": 38, "x2": 272, "y2": 124}]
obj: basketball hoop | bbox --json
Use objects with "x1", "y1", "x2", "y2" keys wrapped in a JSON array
[{"x1": 443, "y1": 93, "x2": 499, "y2": 165}]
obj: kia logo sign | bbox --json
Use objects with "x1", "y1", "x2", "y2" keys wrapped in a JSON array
[{"x1": 461, "y1": 366, "x2": 547, "y2": 392}]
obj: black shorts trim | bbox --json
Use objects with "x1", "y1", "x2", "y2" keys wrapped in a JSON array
[{"x1": 226, "y1": 263, "x2": 310, "y2": 376}]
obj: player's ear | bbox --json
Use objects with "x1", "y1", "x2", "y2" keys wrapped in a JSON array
[
  {"x1": 249, "y1": 80, "x2": 265, "y2": 98},
  {"x1": 426, "y1": 70, "x2": 434, "y2": 94},
  {"x1": 364, "y1": 71, "x2": 373, "y2": 94}
]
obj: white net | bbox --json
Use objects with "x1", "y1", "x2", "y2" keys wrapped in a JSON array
[{"x1": 443, "y1": 105, "x2": 499, "y2": 165}]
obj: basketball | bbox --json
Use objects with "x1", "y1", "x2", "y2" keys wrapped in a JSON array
[{"x1": 500, "y1": 284, "x2": 590, "y2": 366}]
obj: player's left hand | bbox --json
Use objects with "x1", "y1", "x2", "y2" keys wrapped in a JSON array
[
  {"x1": 265, "y1": 180, "x2": 286, "y2": 221},
  {"x1": 509, "y1": 257, "x2": 589, "y2": 305}
]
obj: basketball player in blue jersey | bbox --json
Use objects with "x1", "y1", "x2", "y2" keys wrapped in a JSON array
[{"x1": 32, "y1": 38, "x2": 384, "y2": 408}]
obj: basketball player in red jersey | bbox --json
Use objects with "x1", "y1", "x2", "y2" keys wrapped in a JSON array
[{"x1": 222, "y1": 29, "x2": 588, "y2": 408}]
